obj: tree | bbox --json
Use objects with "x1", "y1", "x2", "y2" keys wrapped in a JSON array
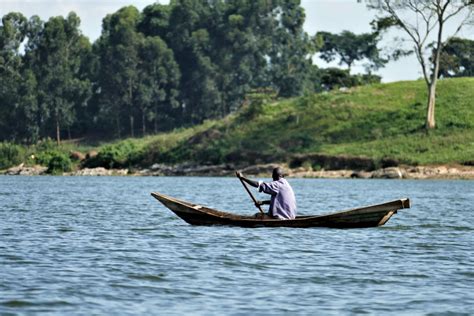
[
  {"x1": 316, "y1": 30, "x2": 388, "y2": 72},
  {"x1": 1, "y1": 1, "x2": 329, "y2": 140},
  {"x1": 158, "y1": 0, "x2": 223, "y2": 124},
  {"x1": 138, "y1": 2, "x2": 172, "y2": 39},
  {"x1": 137, "y1": 36, "x2": 180, "y2": 134},
  {"x1": 318, "y1": 67, "x2": 381, "y2": 91},
  {"x1": 139, "y1": 0, "x2": 315, "y2": 119},
  {"x1": 24, "y1": 13, "x2": 91, "y2": 144},
  {"x1": 206, "y1": 1, "x2": 275, "y2": 114},
  {"x1": 96, "y1": 6, "x2": 141, "y2": 137},
  {"x1": 16, "y1": 69, "x2": 39, "y2": 143},
  {"x1": 267, "y1": 0, "x2": 315, "y2": 97},
  {"x1": 436, "y1": 37, "x2": 474, "y2": 77},
  {"x1": 367, "y1": 0, "x2": 474, "y2": 129},
  {"x1": 0, "y1": 12, "x2": 28, "y2": 141}
]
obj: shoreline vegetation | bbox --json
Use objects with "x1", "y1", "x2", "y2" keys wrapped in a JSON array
[{"x1": 1, "y1": 79, "x2": 473, "y2": 180}]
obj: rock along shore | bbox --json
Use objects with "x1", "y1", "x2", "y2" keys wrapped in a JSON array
[{"x1": 3, "y1": 162, "x2": 473, "y2": 179}]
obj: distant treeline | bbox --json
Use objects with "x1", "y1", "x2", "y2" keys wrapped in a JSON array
[{"x1": 0, "y1": 0, "x2": 472, "y2": 144}]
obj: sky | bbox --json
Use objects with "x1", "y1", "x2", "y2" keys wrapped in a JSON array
[{"x1": 1, "y1": 0, "x2": 473, "y2": 82}]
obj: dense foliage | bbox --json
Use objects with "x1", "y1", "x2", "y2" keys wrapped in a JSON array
[
  {"x1": 0, "y1": 142, "x2": 24, "y2": 169},
  {"x1": 316, "y1": 30, "x2": 388, "y2": 72},
  {"x1": 436, "y1": 37, "x2": 474, "y2": 78},
  {"x1": 1, "y1": 0, "x2": 386, "y2": 144}
]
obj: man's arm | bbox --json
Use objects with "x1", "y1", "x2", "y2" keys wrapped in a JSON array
[
  {"x1": 236, "y1": 172, "x2": 259, "y2": 188},
  {"x1": 255, "y1": 200, "x2": 271, "y2": 206}
]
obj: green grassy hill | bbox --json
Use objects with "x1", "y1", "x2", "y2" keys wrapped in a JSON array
[
  {"x1": 132, "y1": 77, "x2": 473, "y2": 167},
  {"x1": 3, "y1": 77, "x2": 473, "y2": 172}
]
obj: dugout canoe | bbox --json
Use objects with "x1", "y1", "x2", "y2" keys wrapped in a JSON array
[{"x1": 151, "y1": 192, "x2": 410, "y2": 228}]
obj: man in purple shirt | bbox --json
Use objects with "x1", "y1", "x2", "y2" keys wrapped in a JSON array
[{"x1": 237, "y1": 167, "x2": 297, "y2": 219}]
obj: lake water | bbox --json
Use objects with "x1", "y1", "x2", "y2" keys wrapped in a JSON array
[{"x1": 1, "y1": 176, "x2": 473, "y2": 315}]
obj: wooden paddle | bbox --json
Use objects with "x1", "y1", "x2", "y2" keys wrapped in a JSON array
[{"x1": 236, "y1": 171, "x2": 264, "y2": 214}]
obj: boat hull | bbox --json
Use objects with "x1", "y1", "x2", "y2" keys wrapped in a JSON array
[{"x1": 151, "y1": 192, "x2": 410, "y2": 228}]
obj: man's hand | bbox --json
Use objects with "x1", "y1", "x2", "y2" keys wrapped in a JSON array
[
  {"x1": 236, "y1": 171, "x2": 259, "y2": 188},
  {"x1": 255, "y1": 200, "x2": 263, "y2": 207}
]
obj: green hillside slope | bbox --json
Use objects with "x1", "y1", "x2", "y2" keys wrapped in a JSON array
[{"x1": 133, "y1": 77, "x2": 473, "y2": 166}]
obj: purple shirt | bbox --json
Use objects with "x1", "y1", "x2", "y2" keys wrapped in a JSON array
[{"x1": 258, "y1": 178, "x2": 297, "y2": 219}]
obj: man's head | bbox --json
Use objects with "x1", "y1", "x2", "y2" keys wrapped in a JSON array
[{"x1": 272, "y1": 167, "x2": 285, "y2": 181}]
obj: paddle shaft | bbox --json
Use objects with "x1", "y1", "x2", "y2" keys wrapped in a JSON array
[{"x1": 238, "y1": 176, "x2": 265, "y2": 214}]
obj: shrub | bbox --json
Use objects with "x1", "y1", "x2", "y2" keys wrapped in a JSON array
[
  {"x1": 312, "y1": 164, "x2": 322, "y2": 171},
  {"x1": 237, "y1": 93, "x2": 272, "y2": 123},
  {"x1": 301, "y1": 161, "x2": 313, "y2": 171},
  {"x1": 47, "y1": 152, "x2": 72, "y2": 174},
  {"x1": 0, "y1": 142, "x2": 25, "y2": 169},
  {"x1": 34, "y1": 150, "x2": 72, "y2": 174},
  {"x1": 35, "y1": 138, "x2": 58, "y2": 152},
  {"x1": 35, "y1": 150, "x2": 60, "y2": 166},
  {"x1": 84, "y1": 140, "x2": 142, "y2": 169}
]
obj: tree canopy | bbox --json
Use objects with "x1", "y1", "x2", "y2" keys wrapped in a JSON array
[
  {"x1": 436, "y1": 37, "x2": 474, "y2": 78},
  {"x1": 2, "y1": 0, "x2": 471, "y2": 144},
  {"x1": 316, "y1": 30, "x2": 387, "y2": 72}
]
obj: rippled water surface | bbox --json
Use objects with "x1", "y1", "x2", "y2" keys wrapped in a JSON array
[{"x1": 1, "y1": 176, "x2": 473, "y2": 315}]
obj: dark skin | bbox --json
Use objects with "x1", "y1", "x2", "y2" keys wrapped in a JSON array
[{"x1": 236, "y1": 169, "x2": 283, "y2": 207}]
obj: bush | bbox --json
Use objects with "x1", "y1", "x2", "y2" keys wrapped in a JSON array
[
  {"x1": 237, "y1": 92, "x2": 273, "y2": 123},
  {"x1": 35, "y1": 138, "x2": 59, "y2": 152},
  {"x1": 35, "y1": 150, "x2": 60, "y2": 166},
  {"x1": 195, "y1": 139, "x2": 231, "y2": 164},
  {"x1": 34, "y1": 150, "x2": 72, "y2": 174},
  {"x1": 301, "y1": 161, "x2": 313, "y2": 171},
  {"x1": 47, "y1": 152, "x2": 72, "y2": 174},
  {"x1": 84, "y1": 140, "x2": 142, "y2": 169},
  {"x1": 0, "y1": 142, "x2": 25, "y2": 169}
]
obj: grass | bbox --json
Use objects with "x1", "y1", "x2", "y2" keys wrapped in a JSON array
[{"x1": 142, "y1": 77, "x2": 472, "y2": 166}]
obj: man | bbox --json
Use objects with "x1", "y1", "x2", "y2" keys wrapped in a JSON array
[{"x1": 237, "y1": 167, "x2": 297, "y2": 220}]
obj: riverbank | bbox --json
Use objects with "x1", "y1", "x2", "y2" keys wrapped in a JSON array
[
  {"x1": 3, "y1": 162, "x2": 474, "y2": 179},
  {"x1": 2, "y1": 79, "x2": 473, "y2": 176}
]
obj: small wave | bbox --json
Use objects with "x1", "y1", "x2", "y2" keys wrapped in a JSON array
[
  {"x1": 221, "y1": 259, "x2": 241, "y2": 267},
  {"x1": 57, "y1": 227, "x2": 74, "y2": 232},
  {"x1": 9, "y1": 208, "x2": 30, "y2": 212},
  {"x1": 342, "y1": 278, "x2": 401, "y2": 285},
  {"x1": 387, "y1": 224, "x2": 473, "y2": 232},
  {"x1": 413, "y1": 223, "x2": 444, "y2": 228},
  {"x1": 414, "y1": 243, "x2": 438, "y2": 250},
  {"x1": 151, "y1": 232, "x2": 178, "y2": 239},
  {"x1": 220, "y1": 259, "x2": 269, "y2": 270},
  {"x1": 190, "y1": 242, "x2": 208, "y2": 248},
  {"x1": 382, "y1": 225, "x2": 412, "y2": 231},
  {"x1": 444, "y1": 226, "x2": 473, "y2": 231},
  {"x1": 1, "y1": 254, "x2": 23, "y2": 261},
  {"x1": 1, "y1": 300, "x2": 72, "y2": 307},
  {"x1": 127, "y1": 273, "x2": 166, "y2": 282},
  {"x1": 1, "y1": 300, "x2": 34, "y2": 307},
  {"x1": 130, "y1": 227, "x2": 157, "y2": 231},
  {"x1": 393, "y1": 273, "x2": 430, "y2": 279},
  {"x1": 1, "y1": 258, "x2": 39, "y2": 265},
  {"x1": 457, "y1": 271, "x2": 474, "y2": 278},
  {"x1": 425, "y1": 311, "x2": 471, "y2": 316}
]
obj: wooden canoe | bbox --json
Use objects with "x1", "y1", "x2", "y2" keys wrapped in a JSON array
[{"x1": 151, "y1": 192, "x2": 410, "y2": 228}]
